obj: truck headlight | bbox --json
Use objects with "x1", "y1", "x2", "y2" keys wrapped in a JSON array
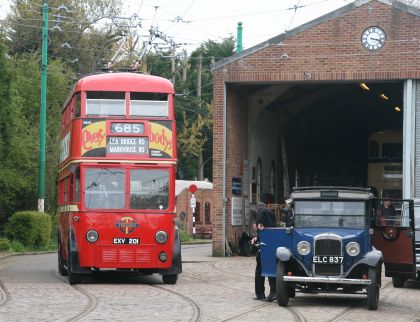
[
  {"x1": 416, "y1": 255, "x2": 420, "y2": 263},
  {"x1": 297, "y1": 241, "x2": 311, "y2": 255},
  {"x1": 346, "y1": 242, "x2": 360, "y2": 256},
  {"x1": 86, "y1": 230, "x2": 99, "y2": 243}
]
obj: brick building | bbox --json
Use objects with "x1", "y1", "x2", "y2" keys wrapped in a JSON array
[
  {"x1": 211, "y1": 0, "x2": 420, "y2": 256},
  {"x1": 175, "y1": 180, "x2": 213, "y2": 238}
]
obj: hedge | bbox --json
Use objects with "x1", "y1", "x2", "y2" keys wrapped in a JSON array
[
  {"x1": 4, "y1": 211, "x2": 51, "y2": 248},
  {"x1": 0, "y1": 237, "x2": 10, "y2": 251}
]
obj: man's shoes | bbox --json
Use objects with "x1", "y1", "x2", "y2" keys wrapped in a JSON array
[
  {"x1": 253, "y1": 294, "x2": 266, "y2": 300},
  {"x1": 266, "y1": 292, "x2": 276, "y2": 302}
]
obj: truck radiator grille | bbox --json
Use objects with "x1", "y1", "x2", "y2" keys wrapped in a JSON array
[
  {"x1": 314, "y1": 237, "x2": 342, "y2": 276},
  {"x1": 315, "y1": 239, "x2": 341, "y2": 255}
]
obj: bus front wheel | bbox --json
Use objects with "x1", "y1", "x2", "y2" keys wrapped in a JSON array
[{"x1": 162, "y1": 274, "x2": 178, "y2": 284}]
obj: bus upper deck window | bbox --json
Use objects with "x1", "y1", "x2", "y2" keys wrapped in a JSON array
[
  {"x1": 75, "y1": 93, "x2": 81, "y2": 117},
  {"x1": 368, "y1": 141, "x2": 379, "y2": 158},
  {"x1": 130, "y1": 92, "x2": 168, "y2": 117},
  {"x1": 382, "y1": 143, "x2": 402, "y2": 159},
  {"x1": 86, "y1": 92, "x2": 125, "y2": 116}
]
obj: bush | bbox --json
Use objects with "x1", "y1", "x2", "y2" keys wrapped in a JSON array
[
  {"x1": 10, "y1": 241, "x2": 25, "y2": 252},
  {"x1": 5, "y1": 211, "x2": 51, "y2": 249},
  {"x1": 0, "y1": 237, "x2": 10, "y2": 251},
  {"x1": 179, "y1": 229, "x2": 190, "y2": 243}
]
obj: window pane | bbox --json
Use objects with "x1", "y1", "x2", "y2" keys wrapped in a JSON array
[
  {"x1": 368, "y1": 141, "x2": 379, "y2": 158},
  {"x1": 130, "y1": 100, "x2": 168, "y2": 117},
  {"x1": 84, "y1": 168, "x2": 125, "y2": 209},
  {"x1": 130, "y1": 169, "x2": 169, "y2": 210},
  {"x1": 75, "y1": 93, "x2": 81, "y2": 117},
  {"x1": 205, "y1": 202, "x2": 211, "y2": 224},
  {"x1": 86, "y1": 92, "x2": 125, "y2": 116},
  {"x1": 294, "y1": 201, "x2": 366, "y2": 228},
  {"x1": 382, "y1": 143, "x2": 402, "y2": 159},
  {"x1": 75, "y1": 167, "x2": 80, "y2": 202},
  {"x1": 195, "y1": 202, "x2": 201, "y2": 223}
]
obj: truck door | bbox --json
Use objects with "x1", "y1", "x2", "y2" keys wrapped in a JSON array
[{"x1": 372, "y1": 199, "x2": 416, "y2": 279}]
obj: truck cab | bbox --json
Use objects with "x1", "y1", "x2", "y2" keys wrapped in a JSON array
[{"x1": 259, "y1": 186, "x2": 416, "y2": 310}]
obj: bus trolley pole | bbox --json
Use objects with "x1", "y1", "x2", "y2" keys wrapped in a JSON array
[{"x1": 38, "y1": 2, "x2": 49, "y2": 212}]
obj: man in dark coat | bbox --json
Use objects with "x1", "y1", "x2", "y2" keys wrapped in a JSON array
[{"x1": 252, "y1": 202, "x2": 276, "y2": 301}]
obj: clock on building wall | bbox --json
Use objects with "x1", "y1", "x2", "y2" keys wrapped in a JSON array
[{"x1": 361, "y1": 26, "x2": 386, "y2": 51}]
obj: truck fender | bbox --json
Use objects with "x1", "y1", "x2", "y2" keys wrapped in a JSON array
[
  {"x1": 347, "y1": 250, "x2": 383, "y2": 274},
  {"x1": 160, "y1": 227, "x2": 182, "y2": 275},
  {"x1": 276, "y1": 246, "x2": 293, "y2": 262}
]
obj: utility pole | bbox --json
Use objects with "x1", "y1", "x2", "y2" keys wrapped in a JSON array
[
  {"x1": 171, "y1": 46, "x2": 176, "y2": 85},
  {"x1": 181, "y1": 50, "x2": 188, "y2": 82},
  {"x1": 236, "y1": 22, "x2": 243, "y2": 53},
  {"x1": 38, "y1": 2, "x2": 49, "y2": 212},
  {"x1": 197, "y1": 54, "x2": 203, "y2": 181}
]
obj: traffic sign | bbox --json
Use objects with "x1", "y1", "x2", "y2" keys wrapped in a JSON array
[
  {"x1": 190, "y1": 197, "x2": 196, "y2": 209},
  {"x1": 189, "y1": 184, "x2": 198, "y2": 193}
]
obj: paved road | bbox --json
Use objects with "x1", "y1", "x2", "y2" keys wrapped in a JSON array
[{"x1": 1, "y1": 244, "x2": 420, "y2": 322}]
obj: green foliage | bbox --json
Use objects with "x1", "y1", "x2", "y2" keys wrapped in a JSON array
[
  {"x1": 10, "y1": 241, "x2": 25, "y2": 252},
  {"x1": 50, "y1": 214, "x2": 58, "y2": 244},
  {"x1": 5, "y1": 0, "x2": 124, "y2": 75},
  {"x1": 5, "y1": 211, "x2": 51, "y2": 248},
  {"x1": 179, "y1": 229, "x2": 190, "y2": 243},
  {"x1": 0, "y1": 237, "x2": 10, "y2": 251}
]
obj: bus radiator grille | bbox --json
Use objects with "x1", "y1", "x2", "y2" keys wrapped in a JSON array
[{"x1": 100, "y1": 249, "x2": 152, "y2": 263}]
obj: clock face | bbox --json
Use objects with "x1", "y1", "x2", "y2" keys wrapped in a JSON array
[{"x1": 361, "y1": 26, "x2": 386, "y2": 51}]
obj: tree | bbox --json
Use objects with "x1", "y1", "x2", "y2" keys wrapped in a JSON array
[
  {"x1": 4, "y1": 0, "x2": 125, "y2": 75},
  {"x1": 175, "y1": 37, "x2": 235, "y2": 180},
  {"x1": 398, "y1": 0, "x2": 420, "y2": 8},
  {"x1": 0, "y1": 52, "x2": 73, "y2": 222}
]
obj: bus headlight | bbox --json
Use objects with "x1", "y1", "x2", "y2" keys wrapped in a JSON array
[
  {"x1": 159, "y1": 252, "x2": 168, "y2": 262},
  {"x1": 86, "y1": 230, "x2": 99, "y2": 243},
  {"x1": 297, "y1": 241, "x2": 311, "y2": 255},
  {"x1": 346, "y1": 242, "x2": 360, "y2": 256},
  {"x1": 155, "y1": 230, "x2": 168, "y2": 244}
]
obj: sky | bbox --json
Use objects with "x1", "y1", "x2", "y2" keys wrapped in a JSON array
[{"x1": 0, "y1": 0, "x2": 353, "y2": 52}]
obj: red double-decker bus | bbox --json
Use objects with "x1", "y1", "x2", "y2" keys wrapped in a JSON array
[{"x1": 57, "y1": 72, "x2": 181, "y2": 284}]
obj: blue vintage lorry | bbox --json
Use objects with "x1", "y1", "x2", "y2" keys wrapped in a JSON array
[{"x1": 259, "y1": 186, "x2": 416, "y2": 310}]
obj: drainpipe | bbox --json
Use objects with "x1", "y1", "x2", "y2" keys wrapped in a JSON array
[
  {"x1": 236, "y1": 22, "x2": 243, "y2": 53},
  {"x1": 222, "y1": 82, "x2": 227, "y2": 257}
]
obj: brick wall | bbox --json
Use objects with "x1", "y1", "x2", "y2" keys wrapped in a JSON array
[
  {"x1": 176, "y1": 188, "x2": 213, "y2": 237},
  {"x1": 212, "y1": 0, "x2": 420, "y2": 256}
]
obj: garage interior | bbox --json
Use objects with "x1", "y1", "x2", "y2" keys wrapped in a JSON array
[{"x1": 240, "y1": 81, "x2": 404, "y2": 200}]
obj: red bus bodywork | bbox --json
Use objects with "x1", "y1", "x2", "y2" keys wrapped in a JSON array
[{"x1": 58, "y1": 73, "x2": 181, "y2": 284}]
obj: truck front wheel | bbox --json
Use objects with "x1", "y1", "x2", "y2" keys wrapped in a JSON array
[
  {"x1": 276, "y1": 261, "x2": 289, "y2": 306},
  {"x1": 367, "y1": 267, "x2": 380, "y2": 310}
]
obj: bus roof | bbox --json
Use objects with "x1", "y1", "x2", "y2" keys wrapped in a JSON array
[{"x1": 72, "y1": 72, "x2": 174, "y2": 94}]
